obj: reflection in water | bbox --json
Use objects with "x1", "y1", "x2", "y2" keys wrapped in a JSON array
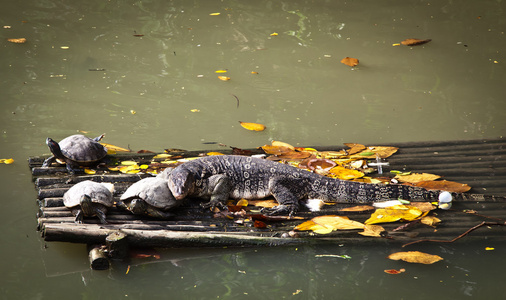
[{"x1": 0, "y1": 0, "x2": 505, "y2": 298}]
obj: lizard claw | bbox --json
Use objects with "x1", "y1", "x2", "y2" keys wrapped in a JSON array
[
  {"x1": 261, "y1": 205, "x2": 297, "y2": 216},
  {"x1": 201, "y1": 199, "x2": 226, "y2": 211}
]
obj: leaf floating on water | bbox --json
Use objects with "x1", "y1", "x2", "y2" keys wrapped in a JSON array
[
  {"x1": 251, "y1": 71, "x2": 259, "y2": 74},
  {"x1": 384, "y1": 268, "x2": 406, "y2": 275},
  {"x1": 206, "y1": 152, "x2": 224, "y2": 156},
  {"x1": 239, "y1": 121, "x2": 266, "y2": 131},
  {"x1": 270, "y1": 32, "x2": 278, "y2": 36},
  {"x1": 0, "y1": 158, "x2": 14, "y2": 164},
  {"x1": 387, "y1": 251, "x2": 443, "y2": 264},
  {"x1": 209, "y1": 12, "x2": 221, "y2": 16},
  {"x1": 414, "y1": 180, "x2": 471, "y2": 193},
  {"x1": 358, "y1": 224, "x2": 385, "y2": 237},
  {"x1": 218, "y1": 76, "x2": 231, "y2": 81},
  {"x1": 400, "y1": 38, "x2": 432, "y2": 46},
  {"x1": 7, "y1": 38, "x2": 26, "y2": 43},
  {"x1": 340, "y1": 57, "x2": 359, "y2": 67},
  {"x1": 215, "y1": 70, "x2": 227, "y2": 73}
]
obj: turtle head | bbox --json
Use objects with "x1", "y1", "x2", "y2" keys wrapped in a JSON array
[
  {"x1": 79, "y1": 194, "x2": 95, "y2": 216},
  {"x1": 130, "y1": 199, "x2": 148, "y2": 215},
  {"x1": 46, "y1": 138, "x2": 65, "y2": 159},
  {"x1": 168, "y1": 168, "x2": 194, "y2": 200}
]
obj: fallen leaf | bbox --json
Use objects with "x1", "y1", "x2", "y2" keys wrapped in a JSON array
[
  {"x1": 100, "y1": 143, "x2": 130, "y2": 152},
  {"x1": 271, "y1": 141, "x2": 295, "y2": 150},
  {"x1": 0, "y1": 158, "x2": 14, "y2": 164},
  {"x1": 384, "y1": 268, "x2": 406, "y2": 274},
  {"x1": 248, "y1": 199, "x2": 278, "y2": 208},
  {"x1": 414, "y1": 180, "x2": 471, "y2": 193},
  {"x1": 84, "y1": 168, "x2": 96, "y2": 174},
  {"x1": 343, "y1": 143, "x2": 366, "y2": 155},
  {"x1": 215, "y1": 70, "x2": 227, "y2": 73},
  {"x1": 239, "y1": 121, "x2": 266, "y2": 131},
  {"x1": 209, "y1": 12, "x2": 221, "y2": 16},
  {"x1": 236, "y1": 199, "x2": 249, "y2": 206},
  {"x1": 254, "y1": 220, "x2": 267, "y2": 228},
  {"x1": 420, "y1": 215, "x2": 441, "y2": 227},
  {"x1": 358, "y1": 224, "x2": 385, "y2": 237},
  {"x1": 350, "y1": 146, "x2": 398, "y2": 159},
  {"x1": 485, "y1": 247, "x2": 495, "y2": 251},
  {"x1": 365, "y1": 205, "x2": 423, "y2": 225},
  {"x1": 251, "y1": 71, "x2": 259, "y2": 74},
  {"x1": 339, "y1": 205, "x2": 376, "y2": 212},
  {"x1": 400, "y1": 38, "x2": 432, "y2": 46},
  {"x1": 136, "y1": 150, "x2": 155, "y2": 153},
  {"x1": 7, "y1": 38, "x2": 26, "y2": 43},
  {"x1": 270, "y1": 32, "x2": 278, "y2": 36},
  {"x1": 218, "y1": 76, "x2": 230, "y2": 81},
  {"x1": 206, "y1": 152, "x2": 224, "y2": 156},
  {"x1": 340, "y1": 57, "x2": 359, "y2": 67},
  {"x1": 408, "y1": 202, "x2": 436, "y2": 212},
  {"x1": 294, "y1": 215, "x2": 365, "y2": 234},
  {"x1": 395, "y1": 173, "x2": 441, "y2": 183},
  {"x1": 306, "y1": 158, "x2": 337, "y2": 171},
  {"x1": 327, "y1": 166, "x2": 364, "y2": 180},
  {"x1": 387, "y1": 251, "x2": 443, "y2": 264}
]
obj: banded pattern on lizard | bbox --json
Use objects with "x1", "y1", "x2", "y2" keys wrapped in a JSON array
[{"x1": 168, "y1": 155, "x2": 450, "y2": 215}]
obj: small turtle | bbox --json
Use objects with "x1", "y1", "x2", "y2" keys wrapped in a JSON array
[
  {"x1": 118, "y1": 168, "x2": 179, "y2": 219},
  {"x1": 63, "y1": 180, "x2": 115, "y2": 224},
  {"x1": 42, "y1": 134, "x2": 107, "y2": 174}
]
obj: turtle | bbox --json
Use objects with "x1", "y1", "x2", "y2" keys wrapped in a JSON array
[
  {"x1": 42, "y1": 134, "x2": 107, "y2": 174},
  {"x1": 63, "y1": 180, "x2": 115, "y2": 224},
  {"x1": 118, "y1": 168, "x2": 179, "y2": 219}
]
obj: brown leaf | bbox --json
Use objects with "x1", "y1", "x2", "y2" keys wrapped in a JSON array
[
  {"x1": 401, "y1": 38, "x2": 432, "y2": 46},
  {"x1": 384, "y1": 268, "x2": 406, "y2": 274},
  {"x1": 358, "y1": 224, "x2": 385, "y2": 237},
  {"x1": 137, "y1": 149, "x2": 154, "y2": 153},
  {"x1": 387, "y1": 251, "x2": 443, "y2": 264},
  {"x1": 306, "y1": 158, "x2": 337, "y2": 171},
  {"x1": 230, "y1": 147, "x2": 253, "y2": 156},
  {"x1": 254, "y1": 220, "x2": 267, "y2": 228},
  {"x1": 420, "y1": 216, "x2": 441, "y2": 227},
  {"x1": 408, "y1": 202, "x2": 436, "y2": 212},
  {"x1": 248, "y1": 199, "x2": 278, "y2": 208},
  {"x1": 395, "y1": 173, "x2": 441, "y2": 183},
  {"x1": 414, "y1": 180, "x2": 471, "y2": 193},
  {"x1": 340, "y1": 57, "x2": 359, "y2": 67},
  {"x1": 261, "y1": 145, "x2": 292, "y2": 155},
  {"x1": 343, "y1": 143, "x2": 366, "y2": 154}
]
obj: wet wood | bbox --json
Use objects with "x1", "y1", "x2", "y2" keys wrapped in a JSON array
[
  {"x1": 88, "y1": 246, "x2": 109, "y2": 270},
  {"x1": 32, "y1": 138, "x2": 506, "y2": 250},
  {"x1": 106, "y1": 231, "x2": 129, "y2": 260}
]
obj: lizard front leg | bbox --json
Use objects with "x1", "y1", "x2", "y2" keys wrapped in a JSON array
[{"x1": 201, "y1": 174, "x2": 232, "y2": 210}]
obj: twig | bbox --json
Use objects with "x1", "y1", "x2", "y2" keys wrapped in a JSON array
[
  {"x1": 402, "y1": 221, "x2": 506, "y2": 247},
  {"x1": 231, "y1": 94, "x2": 239, "y2": 108}
]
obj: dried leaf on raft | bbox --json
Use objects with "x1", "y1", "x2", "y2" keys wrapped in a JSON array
[
  {"x1": 394, "y1": 172, "x2": 441, "y2": 183},
  {"x1": 294, "y1": 215, "x2": 365, "y2": 234},
  {"x1": 365, "y1": 205, "x2": 423, "y2": 225},
  {"x1": 350, "y1": 146, "x2": 398, "y2": 159},
  {"x1": 358, "y1": 224, "x2": 386, "y2": 237},
  {"x1": 400, "y1": 38, "x2": 432, "y2": 46},
  {"x1": 414, "y1": 180, "x2": 471, "y2": 193},
  {"x1": 340, "y1": 57, "x2": 359, "y2": 67},
  {"x1": 327, "y1": 166, "x2": 364, "y2": 180},
  {"x1": 343, "y1": 143, "x2": 366, "y2": 155},
  {"x1": 248, "y1": 199, "x2": 278, "y2": 208},
  {"x1": 387, "y1": 251, "x2": 443, "y2": 264},
  {"x1": 339, "y1": 205, "x2": 376, "y2": 212}
]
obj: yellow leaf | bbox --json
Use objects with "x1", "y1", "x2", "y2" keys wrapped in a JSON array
[
  {"x1": 248, "y1": 199, "x2": 278, "y2": 208},
  {"x1": 270, "y1": 32, "x2": 278, "y2": 36},
  {"x1": 107, "y1": 166, "x2": 120, "y2": 171},
  {"x1": 387, "y1": 251, "x2": 443, "y2": 264},
  {"x1": 327, "y1": 166, "x2": 364, "y2": 180},
  {"x1": 0, "y1": 158, "x2": 14, "y2": 164},
  {"x1": 358, "y1": 224, "x2": 385, "y2": 237},
  {"x1": 209, "y1": 12, "x2": 221, "y2": 16},
  {"x1": 395, "y1": 173, "x2": 441, "y2": 183},
  {"x1": 215, "y1": 70, "x2": 227, "y2": 73},
  {"x1": 120, "y1": 161, "x2": 138, "y2": 166},
  {"x1": 139, "y1": 164, "x2": 149, "y2": 169},
  {"x1": 239, "y1": 121, "x2": 266, "y2": 131},
  {"x1": 101, "y1": 143, "x2": 130, "y2": 152},
  {"x1": 130, "y1": 110, "x2": 136, "y2": 115},
  {"x1": 392, "y1": 43, "x2": 401, "y2": 46},
  {"x1": 312, "y1": 215, "x2": 365, "y2": 230},
  {"x1": 206, "y1": 152, "x2": 224, "y2": 156},
  {"x1": 312, "y1": 226, "x2": 334, "y2": 234},
  {"x1": 251, "y1": 71, "x2": 259, "y2": 74},
  {"x1": 7, "y1": 38, "x2": 26, "y2": 43},
  {"x1": 271, "y1": 140, "x2": 295, "y2": 150},
  {"x1": 60, "y1": 46, "x2": 69, "y2": 49},
  {"x1": 339, "y1": 205, "x2": 375, "y2": 212},
  {"x1": 153, "y1": 154, "x2": 172, "y2": 159},
  {"x1": 236, "y1": 199, "x2": 249, "y2": 206},
  {"x1": 218, "y1": 76, "x2": 230, "y2": 81},
  {"x1": 420, "y1": 216, "x2": 441, "y2": 227},
  {"x1": 485, "y1": 247, "x2": 495, "y2": 251},
  {"x1": 365, "y1": 205, "x2": 423, "y2": 225},
  {"x1": 84, "y1": 168, "x2": 96, "y2": 174}
]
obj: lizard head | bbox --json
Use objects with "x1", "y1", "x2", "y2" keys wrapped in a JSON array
[{"x1": 168, "y1": 168, "x2": 194, "y2": 200}]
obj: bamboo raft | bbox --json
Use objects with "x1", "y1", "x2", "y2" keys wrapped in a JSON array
[{"x1": 31, "y1": 139, "x2": 506, "y2": 268}]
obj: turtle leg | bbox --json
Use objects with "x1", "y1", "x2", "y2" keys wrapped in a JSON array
[
  {"x1": 96, "y1": 207, "x2": 108, "y2": 224},
  {"x1": 74, "y1": 210, "x2": 84, "y2": 224},
  {"x1": 42, "y1": 156, "x2": 56, "y2": 167}
]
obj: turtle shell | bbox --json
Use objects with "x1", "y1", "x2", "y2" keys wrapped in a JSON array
[
  {"x1": 120, "y1": 171, "x2": 176, "y2": 210},
  {"x1": 59, "y1": 135, "x2": 107, "y2": 164},
  {"x1": 64, "y1": 180, "x2": 114, "y2": 208}
]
